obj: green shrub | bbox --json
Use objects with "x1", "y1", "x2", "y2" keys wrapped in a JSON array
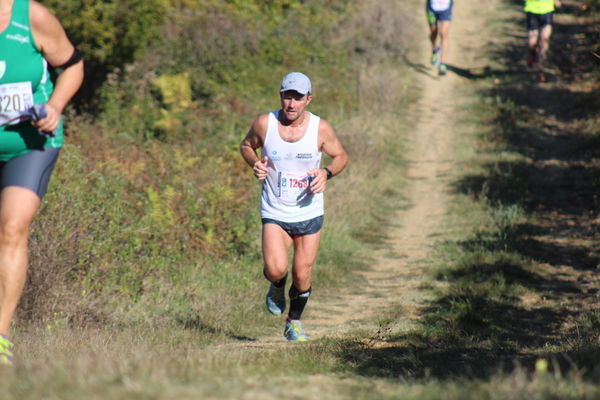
[{"x1": 44, "y1": 0, "x2": 171, "y2": 101}]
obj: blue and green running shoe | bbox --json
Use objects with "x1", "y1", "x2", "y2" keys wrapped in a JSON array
[
  {"x1": 0, "y1": 336, "x2": 14, "y2": 365},
  {"x1": 439, "y1": 63, "x2": 448, "y2": 76},
  {"x1": 266, "y1": 283, "x2": 286, "y2": 315},
  {"x1": 431, "y1": 47, "x2": 441, "y2": 66},
  {"x1": 284, "y1": 320, "x2": 308, "y2": 341}
]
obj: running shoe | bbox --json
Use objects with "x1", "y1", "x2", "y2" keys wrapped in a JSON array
[
  {"x1": 284, "y1": 320, "x2": 308, "y2": 341},
  {"x1": 439, "y1": 63, "x2": 448, "y2": 76},
  {"x1": 431, "y1": 47, "x2": 441, "y2": 66},
  {"x1": 266, "y1": 283, "x2": 286, "y2": 315},
  {"x1": 0, "y1": 336, "x2": 14, "y2": 366}
]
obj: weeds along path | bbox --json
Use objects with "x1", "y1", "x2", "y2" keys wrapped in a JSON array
[{"x1": 224, "y1": 0, "x2": 489, "y2": 348}]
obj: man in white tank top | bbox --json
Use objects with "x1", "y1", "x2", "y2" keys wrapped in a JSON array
[{"x1": 240, "y1": 72, "x2": 348, "y2": 341}]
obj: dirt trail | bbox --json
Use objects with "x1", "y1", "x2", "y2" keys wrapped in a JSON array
[{"x1": 303, "y1": 0, "x2": 493, "y2": 339}]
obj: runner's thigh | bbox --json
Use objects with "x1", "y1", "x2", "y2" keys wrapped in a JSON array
[
  {"x1": 292, "y1": 232, "x2": 321, "y2": 268},
  {"x1": 262, "y1": 222, "x2": 293, "y2": 271}
]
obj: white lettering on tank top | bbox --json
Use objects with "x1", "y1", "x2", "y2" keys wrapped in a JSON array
[
  {"x1": 430, "y1": 0, "x2": 451, "y2": 11},
  {"x1": 6, "y1": 34, "x2": 29, "y2": 44},
  {"x1": 11, "y1": 21, "x2": 30, "y2": 32}
]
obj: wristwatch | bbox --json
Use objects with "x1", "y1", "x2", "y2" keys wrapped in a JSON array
[{"x1": 324, "y1": 167, "x2": 333, "y2": 180}]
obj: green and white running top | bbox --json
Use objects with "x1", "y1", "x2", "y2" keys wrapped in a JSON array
[
  {"x1": 0, "y1": 0, "x2": 62, "y2": 161},
  {"x1": 524, "y1": 0, "x2": 555, "y2": 14}
]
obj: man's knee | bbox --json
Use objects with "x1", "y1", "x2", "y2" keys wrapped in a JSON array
[
  {"x1": 263, "y1": 267, "x2": 287, "y2": 283},
  {"x1": 541, "y1": 27, "x2": 552, "y2": 41}
]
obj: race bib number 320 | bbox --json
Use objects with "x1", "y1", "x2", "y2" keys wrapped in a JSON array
[{"x1": 0, "y1": 82, "x2": 34, "y2": 126}]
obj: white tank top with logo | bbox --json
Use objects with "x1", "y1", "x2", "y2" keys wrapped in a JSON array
[{"x1": 260, "y1": 110, "x2": 324, "y2": 222}]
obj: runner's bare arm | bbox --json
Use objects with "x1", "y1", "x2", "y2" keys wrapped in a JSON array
[
  {"x1": 240, "y1": 114, "x2": 270, "y2": 180},
  {"x1": 308, "y1": 119, "x2": 349, "y2": 193},
  {"x1": 30, "y1": 1, "x2": 83, "y2": 132}
]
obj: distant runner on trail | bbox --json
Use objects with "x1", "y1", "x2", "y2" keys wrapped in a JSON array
[
  {"x1": 426, "y1": 0, "x2": 454, "y2": 76},
  {"x1": 240, "y1": 72, "x2": 348, "y2": 341},
  {"x1": 0, "y1": 0, "x2": 84, "y2": 365},
  {"x1": 524, "y1": 0, "x2": 561, "y2": 81}
]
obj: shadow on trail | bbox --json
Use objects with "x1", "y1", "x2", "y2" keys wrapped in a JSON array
[
  {"x1": 401, "y1": 53, "x2": 439, "y2": 79},
  {"x1": 401, "y1": 53, "x2": 503, "y2": 80},
  {"x1": 401, "y1": 54, "x2": 519, "y2": 81},
  {"x1": 456, "y1": 159, "x2": 600, "y2": 214},
  {"x1": 333, "y1": 299, "x2": 572, "y2": 379},
  {"x1": 177, "y1": 315, "x2": 256, "y2": 342},
  {"x1": 332, "y1": 0, "x2": 600, "y2": 381},
  {"x1": 446, "y1": 64, "x2": 498, "y2": 79}
]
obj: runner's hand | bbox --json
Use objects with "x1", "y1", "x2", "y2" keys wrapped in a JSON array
[
  {"x1": 254, "y1": 156, "x2": 269, "y2": 180},
  {"x1": 308, "y1": 168, "x2": 328, "y2": 193},
  {"x1": 31, "y1": 103, "x2": 60, "y2": 136}
]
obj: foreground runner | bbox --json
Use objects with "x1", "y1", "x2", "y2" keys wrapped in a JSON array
[
  {"x1": 524, "y1": 0, "x2": 561, "y2": 81},
  {"x1": 426, "y1": 0, "x2": 454, "y2": 75},
  {"x1": 0, "y1": 0, "x2": 84, "y2": 364},
  {"x1": 240, "y1": 72, "x2": 348, "y2": 341}
]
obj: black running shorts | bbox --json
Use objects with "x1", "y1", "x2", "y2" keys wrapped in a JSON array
[
  {"x1": 262, "y1": 215, "x2": 324, "y2": 236},
  {"x1": 526, "y1": 12, "x2": 553, "y2": 31},
  {"x1": 0, "y1": 148, "x2": 60, "y2": 199}
]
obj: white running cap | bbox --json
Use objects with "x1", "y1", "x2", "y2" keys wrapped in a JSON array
[{"x1": 280, "y1": 72, "x2": 311, "y2": 95}]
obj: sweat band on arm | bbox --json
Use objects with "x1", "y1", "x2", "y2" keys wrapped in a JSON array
[{"x1": 54, "y1": 47, "x2": 82, "y2": 73}]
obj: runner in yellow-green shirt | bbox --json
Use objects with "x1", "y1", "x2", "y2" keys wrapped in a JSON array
[{"x1": 524, "y1": 0, "x2": 561, "y2": 79}]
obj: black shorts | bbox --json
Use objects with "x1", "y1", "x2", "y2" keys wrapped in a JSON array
[
  {"x1": 0, "y1": 148, "x2": 60, "y2": 199},
  {"x1": 526, "y1": 12, "x2": 553, "y2": 31},
  {"x1": 426, "y1": 1, "x2": 453, "y2": 25},
  {"x1": 262, "y1": 215, "x2": 324, "y2": 236}
]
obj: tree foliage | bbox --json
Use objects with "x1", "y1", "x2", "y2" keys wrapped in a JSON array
[{"x1": 43, "y1": 0, "x2": 171, "y2": 102}]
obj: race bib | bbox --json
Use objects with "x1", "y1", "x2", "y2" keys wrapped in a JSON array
[
  {"x1": 276, "y1": 171, "x2": 314, "y2": 206},
  {"x1": 430, "y1": 0, "x2": 451, "y2": 11},
  {"x1": 0, "y1": 81, "x2": 33, "y2": 126}
]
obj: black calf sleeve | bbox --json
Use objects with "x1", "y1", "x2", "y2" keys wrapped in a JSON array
[
  {"x1": 288, "y1": 285, "x2": 311, "y2": 320},
  {"x1": 274, "y1": 274, "x2": 287, "y2": 288}
]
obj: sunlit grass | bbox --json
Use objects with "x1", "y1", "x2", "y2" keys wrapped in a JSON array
[{"x1": 4, "y1": 0, "x2": 599, "y2": 398}]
